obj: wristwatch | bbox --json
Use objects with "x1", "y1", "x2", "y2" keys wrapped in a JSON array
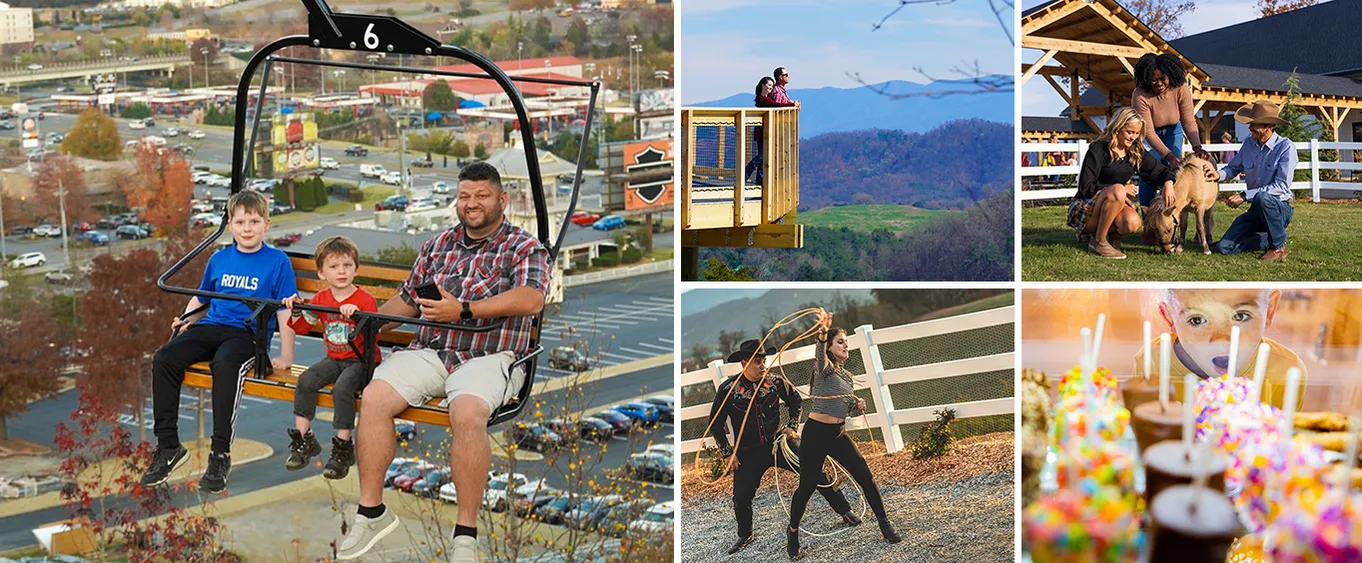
[{"x1": 460, "y1": 301, "x2": 473, "y2": 321}]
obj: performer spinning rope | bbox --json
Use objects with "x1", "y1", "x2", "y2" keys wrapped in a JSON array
[
  {"x1": 786, "y1": 311, "x2": 900, "y2": 558},
  {"x1": 706, "y1": 338, "x2": 861, "y2": 556}
]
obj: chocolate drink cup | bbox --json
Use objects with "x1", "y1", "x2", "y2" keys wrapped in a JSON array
[
  {"x1": 1121, "y1": 378, "x2": 1159, "y2": 412},
  {"x1": 1132, "y1": 400, "x2": 1184, "y2": 455},
  {"x1": 1143, "y1": 440, "x2": 1227, "y2": 501},
  {"x1": 1149, "y1": 484, "x2": 1238, "y2": 563}
]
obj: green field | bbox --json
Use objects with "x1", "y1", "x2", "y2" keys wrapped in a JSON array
[
  {"x1": 800, "y1": 204, "x2": 962, "y2": 232},
  {"x1": 1022, "y1": 201, "x2": 1362, "y2": 281}
]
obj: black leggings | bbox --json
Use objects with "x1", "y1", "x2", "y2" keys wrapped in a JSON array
[{"x1": 787, "y1": 419, "x2": 888, "y2": 529}]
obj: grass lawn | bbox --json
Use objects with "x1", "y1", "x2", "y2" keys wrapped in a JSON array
[
  {"x1": 1022, "y1": 201, "x2": 1362, "y2": 281},
  {"x1": 801, "y1": 204, "x2": 962, "y2": 232}
]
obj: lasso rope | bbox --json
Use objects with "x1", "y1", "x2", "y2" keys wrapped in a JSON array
[{"x1": 691, "y1": 308, "x2": 883, "y2": 536}]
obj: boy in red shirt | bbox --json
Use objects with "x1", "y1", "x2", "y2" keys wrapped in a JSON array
[{"x1": 282, "y1": 236, "x2": 379, "y2": 479}]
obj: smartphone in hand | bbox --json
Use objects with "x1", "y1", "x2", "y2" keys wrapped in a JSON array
[{"x1": 414, "y1": 281, "x2": 443, "y2": 301}]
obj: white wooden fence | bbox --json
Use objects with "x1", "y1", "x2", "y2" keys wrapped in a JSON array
[
  {"x1": 679, "y1": 306, "x2": 1016, "y2": 456},
  {"x1": 1020, "y1": 140, "x2": 1362, "y2": 203}
]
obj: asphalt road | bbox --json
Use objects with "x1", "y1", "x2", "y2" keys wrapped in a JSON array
[{"x1": 0, "y1": 274, "x2": 674, "y2": 552}]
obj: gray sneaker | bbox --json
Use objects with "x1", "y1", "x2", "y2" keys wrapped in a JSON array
[
  {"x1": 448, "y1": 535, "x2": 480, "y2": 563},
  {"x1": 337, "y1": 508, "x2": 400, "y2": 560}
]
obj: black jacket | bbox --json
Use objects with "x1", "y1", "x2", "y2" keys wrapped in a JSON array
[{"x1": 707, "y1": 374, "x2": 800, "y2": 457}]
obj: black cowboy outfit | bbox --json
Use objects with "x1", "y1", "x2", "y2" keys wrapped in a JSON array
[{"x1": 707, "y1": 340, "x2": 858, "y2": 555}]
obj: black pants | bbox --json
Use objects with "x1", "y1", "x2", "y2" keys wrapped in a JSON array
[
  {"x1": 732, "y1": 439, "x2": 850, "y2": 539},
  {"x1": 788, "y1": 420, "x2": 888, "y2": 529},
  {"x1": 152, "y1": 324, "x2": 256, "y2": 454},
  {"x1": 293, "y1": 357, "x2": 366, "y2": 430}
]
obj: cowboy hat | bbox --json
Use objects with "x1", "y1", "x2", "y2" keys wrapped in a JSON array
[
  {"x1": 1234, "y1": 100, "x2": 1287, "y2": 126},
  {"x1": 727, "y1": 339, "x2": 774, "y2": 364}
]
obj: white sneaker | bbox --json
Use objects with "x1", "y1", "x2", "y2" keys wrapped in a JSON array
[
  {"x1": 337, "y1": 508, "x2": 400, "y2": 560},
  {"x1": 448, "y1": 535, "x2": 480, "y2": 563}
]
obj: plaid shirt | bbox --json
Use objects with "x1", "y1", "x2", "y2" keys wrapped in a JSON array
[
  {"x1": 770, "y1": 83, "x2": 793, "y2": 105},
  {"x1": 399, "y1": 220, "x2": 548, "y2": 371}
]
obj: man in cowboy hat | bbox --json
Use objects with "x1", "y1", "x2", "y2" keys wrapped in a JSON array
[
  {"x1": 706, "y1": 339, "x2": 860, "y2": 555},
  {"x1": 1215, "y1": 100, "x2": 1297, "y2": 261}
]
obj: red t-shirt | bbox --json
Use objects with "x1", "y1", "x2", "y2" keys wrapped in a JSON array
[{"x1": 287, "y1": 287, "x2": 381, "y2": 362}]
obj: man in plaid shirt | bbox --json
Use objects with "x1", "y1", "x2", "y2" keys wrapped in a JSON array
[{"x1": 339, "y1": 162, "x2": 549, "y2": 562}]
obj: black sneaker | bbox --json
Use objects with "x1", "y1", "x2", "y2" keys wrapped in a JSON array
[
  {"x1": 323, "y1": 436, "x2": 355, "y2": 480},
  {"x1": 285, "y1": 429, "x2": 321, "y2": 471},
  {"x1": 199, "y1": 452, "x2": 231, "y2": 494},
  {"x1": 139, "y1": 444, "x2": 188, "y2": 487}
]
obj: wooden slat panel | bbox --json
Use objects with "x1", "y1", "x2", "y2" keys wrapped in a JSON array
[
  {"x1": 288, "y1": 255, "x2": 411, "y2": 282},
  {"x1": 184, "y1": 364, "x2": 451, "y2": 427},
  {"x1": 295, "y1": 278, "x2": 400, "y2": 301}
]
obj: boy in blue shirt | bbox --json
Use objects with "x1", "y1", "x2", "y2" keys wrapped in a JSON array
[{"x1": 140, "y1": 190, "x2": 299, "y2": 494}]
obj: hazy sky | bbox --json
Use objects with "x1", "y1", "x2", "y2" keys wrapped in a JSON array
[
  {"x1": 1022, "y1": 0, "x2": 1269, "y2": 116},
  {"x1": 680, "y1": 0, "x2": 1013, "y2": 104}
]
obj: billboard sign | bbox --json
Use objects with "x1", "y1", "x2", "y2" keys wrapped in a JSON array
[
  {"x1": 622, "y1": 139, "x2": 673, "y2": 211},
  {"x1": 267, "y1": 113, "x2": 320, "y2": 173}
]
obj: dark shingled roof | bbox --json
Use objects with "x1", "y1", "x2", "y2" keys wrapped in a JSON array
[
  {"x1": 1022, "y1": 116, "x2": 1095, "y2": 134},
  {"x1": 1198, "y1": 63, "x2": 1362, "y2": 98},
  {"x1": 1169, "y1": 0, "x2": 1362, "y2": 77}
]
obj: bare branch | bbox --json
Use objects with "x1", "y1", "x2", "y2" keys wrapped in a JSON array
[
  {"x1": 847, "y1": 60, "x2": 1013, "y2": 99},
  {"x1": 873, "y1": 0, "x2": 1015, "y2": 45}
]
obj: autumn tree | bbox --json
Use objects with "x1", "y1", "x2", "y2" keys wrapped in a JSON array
[
  {"x1": 127, "y1": 145, "x2": 194, "y2": 237},
  {"x1": 0, "y1": 285, "x2": 67, "y2": 439},
  {"x1": 61, "y1": 108, "x2": 123, "y2": 161},
  {"x1": 31, "y1": 155, "x2": 99, "y2": 225},
  {"x1": 1123, "y1": 0, "x2": 1197, "y2": 38},
  {"x1": 422, "y1": 79, "x2": 458, "y2": 112},
  {"x1": 1256, "y1": 0, "x2": 1316, "y2": 16},
  {"x1": 188, "y1": 36, "x2": 218, "y2": 65}
]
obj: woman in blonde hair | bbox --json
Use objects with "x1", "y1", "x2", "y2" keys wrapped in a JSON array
[{"x1": 1067, "y1": 107, "x2": 1178, "y2": 259}]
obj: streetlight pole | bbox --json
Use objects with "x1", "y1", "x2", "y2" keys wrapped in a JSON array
[
  {"x1": 202, "y1": 48, "x2": 209, "y2": 89},
  {"x1": 626, "y1": 35, "x2": 636, "y2": 101},
  {"x1": 57, "y1": 175, "x2": 70, "y2": 268}
]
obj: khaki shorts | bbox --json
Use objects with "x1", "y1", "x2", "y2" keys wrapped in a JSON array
[{"x1": 372, "y1": 349, "x2": 524, "y2": 413}]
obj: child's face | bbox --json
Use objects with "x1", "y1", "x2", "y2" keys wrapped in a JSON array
[
  {"x1": 318, "y1": 253, "x2": 357, "y2": 291},
  {"x1": 1160, "y1": 289, "x2": 1280, "y2": 377},
  {"x1": 228, "y1": 207, "x2": 269, "y2": 250}
]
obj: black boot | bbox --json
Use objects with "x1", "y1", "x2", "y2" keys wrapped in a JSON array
[
  {"x1": 726, "y1": 535, "x2": 754, "y2": 555},
  {"x1": 323, "y1": 436, "x2": 355, "y2": 480},
  {"x1": 786, "y1": 527, "x2": 800, "y2": 559},
  {"x1": 284, "y1": 429, "x2": 321, "y2": 471},
  {"x1": 841, "y1": 512, "x2": 862, "y2": 526},
  {"x1": 879, "y1": 518, "x2": 902, "y2": 543}
]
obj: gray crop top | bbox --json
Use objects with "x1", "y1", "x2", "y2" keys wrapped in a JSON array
[{"x1": 809, "y1": 334, "x2": 858, "y2": 418}]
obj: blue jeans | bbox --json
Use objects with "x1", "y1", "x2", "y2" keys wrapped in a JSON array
[
  {"x1": 744, "y1": 126, "x2": 764, "y2": 185},
  {"x1": 1138, "y1": 122, "x2": 1184, "y2": 207},
  {"x1": 1217, "y1": 193, "x2": 1292, "y2": 254}
]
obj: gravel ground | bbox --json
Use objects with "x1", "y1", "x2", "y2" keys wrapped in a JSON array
[{"x1": 680, "y1": 472, "x2": 1015, "y2": 563}]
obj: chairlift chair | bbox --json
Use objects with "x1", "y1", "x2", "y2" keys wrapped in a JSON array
[{"x1": 156, "y1": 0, "x2": 601, "y2": 427}]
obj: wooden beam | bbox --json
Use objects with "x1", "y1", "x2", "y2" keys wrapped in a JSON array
[
  {"x1": 1021, "y1": 0, "x2": 1090, "y2": 35},
  {"x1": 1070, "y1": 70, "x2": 1080, "y2": 124},
  {"x1": 1081, "y1": 114, "x2": 1104, "y2": 138},
  {"x1": 1020, "y1": 63, "x2": 1073, "y2": 79},
  {"x1": 1193, "y1": 98, "x2": 1207, "y2": 114},
  {"x1": 1206, "y1": 110, "x2": 1226, "y2": 143},
  {"x1": 733, "y1": 109, "x2": 745, "y2": 228},
  {"x1": 1022, "y1": 36, "x2": 1150, "y2": 59},
  {"x1": 681, "y1": 224, "x2": 804, "y2": 249},
  {"x1": 1116, "y1": 56, "x2": 1134, "y2": 76},
  {"x1": 681, "y1": 109, "x2": 693, "y2": 229},
  {"x1": 1020, "y1": 49, "x2": 1059, "y2": 85},
  {"x1": 1044, "y1": 74, "x2": 1072, "y2": 106}
]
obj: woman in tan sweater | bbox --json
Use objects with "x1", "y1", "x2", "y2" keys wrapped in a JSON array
[{"x1": 1131, "y1": 53, "x2": 1212, "y2": 210}]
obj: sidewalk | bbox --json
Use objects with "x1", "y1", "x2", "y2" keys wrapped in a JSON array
[{"x1": 0, "y1": 439, "x2": 273, "y2": 519}]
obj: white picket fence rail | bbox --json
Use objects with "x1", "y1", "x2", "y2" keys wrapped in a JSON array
[
  {"x1": 679, "y1": 306, "x2": 1016, "y2": 457},
  {"x1": 1020, "y1": 140, "x2": 1362, "y2": 203}
]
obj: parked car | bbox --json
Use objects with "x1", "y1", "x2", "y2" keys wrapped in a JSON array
[
  {"x1": 319, "y1": 157, "x2": 339, "y2": 170},
  {"x1": 344, "y1": 144, "x2": 369, "y2": 157},
  {"x1": 395, "y1": 420, "x2": 416, "y2": 442},
  {"x1": 374, "y1": 195, "x2": 409, "y2": 212},
  {"x1": 570, "y1": 211, "x2": 601, "y2": 226},
  {"x1": 596, "y1": 499, "x2": 653, "y2": 537},
  {"x1": 96, "y1": 216, "x2": 125, "y2": 229},
  {"x1": 642, "y1": 397, "x2": 674, "y2": 423},
  {"x1": 7, "y1": 225, "x2": 32, "y2": 236},
  {"x1": 548, "y1": 346, "x2": 591, "y2": 372},
  {"x1": 410, "y1": 156, "x2": 434, "y2": 168},
  {"x1": 269, "y1": 202, "x2": 293, "y2": 216},
  {"x1": 645, "y1": 443, "x2": 676, "y2": 460},
  {"x1": 392, "y1": 463, "x2": 439, "y2": 493},
  {"x1": 628, "y1": 501, "x2": 676, "y2": 536},
  {"x1": 82, "y1": 231, "x2": 110, "y2": 246},
  {"x1": 592, "y1": 410, "x2": 633, "y2": 433},
  {"x1": 383, "y1": 458, "x2": 433, "y2": 488},
  {"x1": 7, "y1": 252, "x2": 46, "y2": 268},
  {"x1": 68, "y1": 222, "x2": 93, "y2": 234},
  {"x1": 592, "y1": 215, "x2": 626, "y2": 231},
  {"x1": 358, "y1": 164, "x2": 386, "y2": 178},
  {"x1": 432, "y1": 181, "x2": 450, "y2": 194},
  {"x1": 622, "y1": 452, "x2": 674, "y2": 485},
  {"x1": 479, "y1": 473, "x2": 532, "y2": 511},
  {"x1": 580, "y1": 417, "x2": 616, "y2": 443},
  {"x1": 247, "y1": 178, "x2": 279, "y2": 192},
  {"x1": 173, "y1": 144, "x2": 194, "y2": 156},
  {"x1": 272, "y1": 233, "x2": 302, "y2": 247},
  {"x1": 531, "y1": 493, "x2": 581, "y2": 525},
  {"x1": 187, "y1": 129, "x2": 206, "y2": 139},
  {"x1": 410, "y1": 468, "x2": 451, "y2": 498},
  {"x1": 502, "y1": 423, "x2": 563, "y2": 453},
  {"x1": 543, "y1": 418, "x2": 584, "y2": 443},
  {"x1": 0, "y1": 120, "x2": 14, "y2": 130},
  {"x1": 511, "y1": 487, "x2": 562, "y2": 518},
  {"x1": 128, "y1": 119, "x2": 146, "y2": 130},
  {"x1": 407, "y1": 196, "x2": 436, "y2": 211},
  {"x1": 115, "y1": 224, "x2": 150, "y2": 240},
  {"x1": 379, "y1": 171, "x2": 403, "y2": 186},
  {"x1": 46, "y1": 132, "x2": 64, "y2": 144},
  {"x1": 192, "y1": 213, "x2": 221, "y2": 227},
  {"x1": 27, "y1": 63, "x2": 42, "y2": 70},
  {"x1": 565, "y1": 495, "x2": 624, "y2": 531},
  {"x1": 610, "y1": 402, "x2": 660, "y2": 425},
  {"x1": 163, "y1": 127, "x2": 180, "y2": 137},
  {"x1": 44, "y1": 270, "x2": 73, "y2": 284},
  {"x1": 33, "y1": 224, "x2": 60, "y2": 237}
]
